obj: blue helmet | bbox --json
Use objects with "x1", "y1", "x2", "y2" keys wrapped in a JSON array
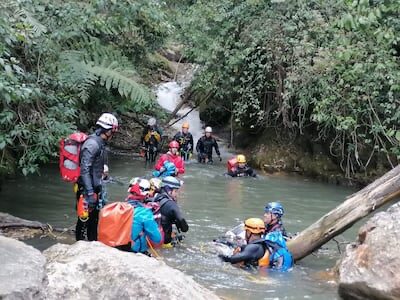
[
  {"x1": 264, "y1": 202, "x2": 284, "y2": 218},
  {"x1": 162, "y1": 176, "x2": 181, "y2": 190}
]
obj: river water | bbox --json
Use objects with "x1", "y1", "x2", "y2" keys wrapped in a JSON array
[
  {"x1": 0, "y1": 80, "x2": 360, "y2": 299},
  {"x1": 0, "y1": 159, "x2": 357, "y2": 299}
]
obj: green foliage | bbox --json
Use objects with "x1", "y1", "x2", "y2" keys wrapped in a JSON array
[
  {"x1": 0, "y1": 0, "x2": 168, "y2": 175},
  {"x1": 177, "y1": 0, "x2": 400, "y2": 177}
]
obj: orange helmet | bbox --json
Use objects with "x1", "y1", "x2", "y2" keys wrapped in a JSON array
[
  {"x1": 244, "y1": 218, "x2": 265, "y2": 234},
  {"x1": 182, "y1": 122, "x2": 189, "y2": 129}
]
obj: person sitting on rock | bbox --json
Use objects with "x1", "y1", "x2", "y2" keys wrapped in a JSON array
[
  {"x1": 263, "y1": 202, "x2": 288, "y2": 238},
  {"x1": 154, "y1": 141, "x2": 185, "y2": 176},
  {"x1": 227, "y1": 154, "x2": 256, "y2": 177},
  {"x1": 196, "y1": 126, "x2": 221, "y2": 164},
  {"x1": 125, "y1": 177, "x2": 161, "y2": 254},
  {"x1": 154, "y1": 176, "x2": 189, "y2": 247},
  {"x1": 218, "y1": 218, "x2": 293, "y2": 271}
]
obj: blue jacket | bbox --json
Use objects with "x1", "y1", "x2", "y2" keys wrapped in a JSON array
[{"x1": 127, "y1": 200, "x2": 161, "y2": 253}]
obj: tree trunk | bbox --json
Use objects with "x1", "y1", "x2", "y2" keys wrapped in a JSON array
[{"x1": 287, "y1": 165, "x2": 400, "y2": 261}]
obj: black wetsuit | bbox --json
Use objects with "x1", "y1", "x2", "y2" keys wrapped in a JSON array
[
  {"x1": 76, "y1": 131, "x2": 107, "y2": 241},
  {"x1": 196, "y1": 136, "x2": 220, "y2": 163},
  {"x1": 227, "y1": 165, "x2": 256, "y2": 177},
  {"x1": 154, "y1": 192, "x2": 189, "y2": 244},
  {"x1": 174, "y1": 131, "x2": 194, "y2": 153},
  {"x1": 219, "y1": 240, "x2": 266, "y2": 266}
]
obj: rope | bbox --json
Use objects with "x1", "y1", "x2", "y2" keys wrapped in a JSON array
[{"x1": 146, "y1": 236, "x2": 162, "y2": 259}]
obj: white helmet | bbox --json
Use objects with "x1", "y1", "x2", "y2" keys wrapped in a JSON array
[
  {"x1": 205, "y1": 126, "x2": 212, "y2": 133},
  {"x1": 128, "y1": 177, "x2": 151, "y2": 195},
  {"x1": 96, "y1": 113, "x2": 119, "y2": 132},
  {"x1": 147, "y1": 117, "x2": 157, "y2": 126},
  {"x1": 138, "y1": 179, "x2": 151, "y2": 194}
]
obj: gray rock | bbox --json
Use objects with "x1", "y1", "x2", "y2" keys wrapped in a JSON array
[
  {"x1": 0, "y1": 235, "x2": 47, "y2": 299},
  {"x1": 338, "y1": 202, "x2": 400, "y2": 300},
  {"x1": 43, "y1": 241, "x2": 219, "y2": 300}
]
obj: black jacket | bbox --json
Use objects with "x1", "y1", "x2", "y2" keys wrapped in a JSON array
[
  {"x1": 154, "y1": 192, "x2": 189, "y2": 243},
  {"x1": 196, "y1": 136, "x2": 220, "y2": 157},
  {"x1": 79, "y1": 133, "x2": 106, "y2": 195}
]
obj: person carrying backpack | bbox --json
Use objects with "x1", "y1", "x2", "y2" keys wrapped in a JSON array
[
  {"x1": 125, "y1": 178, "x2": 162, "y2": 254},
  {"x1": 75, "y1": 113, "x2": 119, "y2": 241}
]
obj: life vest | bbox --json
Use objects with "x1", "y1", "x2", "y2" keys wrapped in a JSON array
[
  {"x1": 59, "y1": 132, "x2": 88, "y2": 182},
  {"x1": 98, "y1": 202, "x2": 134, "y2": 247},
  {"x1": 227, "y1": 157, "x2": 237, "y2": 173},
  {"x1": 144, "y1": 130, "x2": 161, "y2": 144},
  {"x1": 258, "y1": 249, "x2": 270, "y2": 267}
]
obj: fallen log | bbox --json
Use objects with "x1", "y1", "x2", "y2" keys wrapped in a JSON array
[
  {"x1": 0, "y1": 212, "x2": 74, "y2": 239},
  {"x1": 287, "y1": 164, "x2": 400, "y2": 261}
]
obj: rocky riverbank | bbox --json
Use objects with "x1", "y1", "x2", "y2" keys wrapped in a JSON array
[
  {"x1": 0, "y1": 236, "x2": 219, "y2": 299},
  {"x1": 336, "y1": 202, "x2": 400, "y2": 299}
]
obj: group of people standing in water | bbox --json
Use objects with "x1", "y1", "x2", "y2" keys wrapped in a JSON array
[{"x1": 60, "y1": 113, "x2": 293, "y2": 272}]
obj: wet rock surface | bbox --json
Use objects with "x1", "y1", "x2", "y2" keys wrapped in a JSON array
[
  {"x1": 337, "y1": 202, "x2": 400, "y2": 300},
  {"x1": 0, "y1": 235, "x2": 47, "y2": 299},
  {"x1": 44, "y1": 241, "x2": 219, "y2": 300}
]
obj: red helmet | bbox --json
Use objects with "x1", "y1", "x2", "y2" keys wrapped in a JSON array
[{"x1": 169, "y1": 141, "x2": 180, "y2": 149}]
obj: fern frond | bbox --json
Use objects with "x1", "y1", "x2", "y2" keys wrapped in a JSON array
[
  {"x1": 59, "y1": 50, "x2": 151, "y2": 106},
  {"x1": 16, "y1": 9, "x2": 47, "y2": 36}
]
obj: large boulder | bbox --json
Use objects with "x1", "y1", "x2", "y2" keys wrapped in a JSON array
[
  {"x1": 0, "y1": 235, "x2": 47, "y2": 299},
  {"x1": 44, "y1": 241, "x2": 219, "y2": 300},
  {"x1": 338, "y1": 202, "x2": 400, "y2": 300}
]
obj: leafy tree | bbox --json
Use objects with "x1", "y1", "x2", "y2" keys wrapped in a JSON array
[
  {"x1": 176, "y1": 0, "x2": 400, "y2": 177},
  {"x1": 0, "y1": 0, "x2": 169, "y2": 175}
]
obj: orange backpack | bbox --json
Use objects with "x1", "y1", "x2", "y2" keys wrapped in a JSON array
[{"x1": 98, "y1": 202, "x2": 133, "y2": 247}]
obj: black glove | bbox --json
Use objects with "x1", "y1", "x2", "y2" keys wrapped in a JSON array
[
  {"x1": 86, "y1": 193, "x2": 97, "y2": 209},
  {"x1": 218, "y1": 254, "x2": 231, "y2": 262}
]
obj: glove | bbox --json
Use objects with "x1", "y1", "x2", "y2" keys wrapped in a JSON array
[
  {"x1": 86, "y1": 193, "x2": 97, "y2": 209},
  {"x1": 218, "y1": 156, "x2": 222, "y2": 162},
  {"x1": 218, "y1": 254, "x2": 230, "y2": 262}
]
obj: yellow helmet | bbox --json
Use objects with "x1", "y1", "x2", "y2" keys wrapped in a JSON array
[
  {"x1": 182, "y1": 122, "x2": 190, "y2": 129},
  {"x1": 237, "y1": 154, "x2": 246, "y2": 163},
  {"x1": 244, "y1": 218, "x2": 265, "y2": 234}
]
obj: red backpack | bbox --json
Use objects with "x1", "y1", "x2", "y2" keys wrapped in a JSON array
[
  {"x1": 98, "y1": 202, "x2": 134, "y2": 247},
  {"x1": 227, "y1": 157, "x2": 237, "y2": 173},
  {"x1": 59, "y1": 132, "x2": 88, "y2": 182}
]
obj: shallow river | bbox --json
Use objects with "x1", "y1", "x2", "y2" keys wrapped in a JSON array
[{"x1": 0, "y1": 155, "x2": 359, "y2": 300}]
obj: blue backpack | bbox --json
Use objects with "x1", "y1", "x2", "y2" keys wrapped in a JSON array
[
  {"x1": 264, "y1": 231, "x2": 293, "y2": 271},
  {"x1": 152, "y1": 161, "x2": 176, "y2": 178}
]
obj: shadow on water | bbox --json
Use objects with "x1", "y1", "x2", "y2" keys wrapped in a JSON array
[{"x1": 0, "y1": 155, "x2": 357, "y2": 300}]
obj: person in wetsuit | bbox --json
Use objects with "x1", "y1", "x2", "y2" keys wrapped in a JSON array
[
  {"x1": 218, "y1": 218, "x2": 293, "y2": 271},
  {"x1": 263, "y1": 202, "x2": 288, "y2": 237},
  {"x1": 196, "y1": 126, "x2": 221, "y2": 164},
  {"x1": 76, "y1": 113, "x2": 118, "y2": 241},
  {"x1": 173, "y1": 122, "x2": 194, "y2": 161},
  {"x1": 154, "y1": 176, "x2": 189, "y2": 247},
  {"x1": 227, "y1": 154, "x2": 256, "y2": 177}
]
